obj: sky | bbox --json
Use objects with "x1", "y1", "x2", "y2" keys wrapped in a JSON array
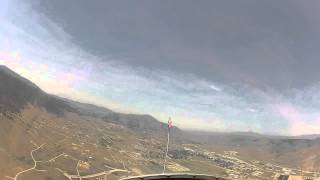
[{"x1": 1, "y1": 0, "x2": 320, "y2": 135}]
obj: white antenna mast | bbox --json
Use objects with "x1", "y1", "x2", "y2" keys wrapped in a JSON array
[{"x1": 163, "y1": 117, "x2": 172, "y2": 174}]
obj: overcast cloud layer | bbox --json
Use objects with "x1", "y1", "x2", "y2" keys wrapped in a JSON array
[{"x1": 1, "y1": 0, "x2": 320, "y2": 135}]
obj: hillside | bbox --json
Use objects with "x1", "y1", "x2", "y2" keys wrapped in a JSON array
[{"x1": 0, "y1": 65, "x2": 74, "y2": 115}]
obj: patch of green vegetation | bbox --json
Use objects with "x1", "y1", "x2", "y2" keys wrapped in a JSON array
[
  {"x1": 45, "y1": 176, "x2": 53, "y2": 180},
  {"x1": 15, "y1": 156, "x2": 32, "y2": 165}
]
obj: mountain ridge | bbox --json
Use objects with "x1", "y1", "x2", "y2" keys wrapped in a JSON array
[{"x1": 0, "y1": 65, "x2": 176, "y2": 134}]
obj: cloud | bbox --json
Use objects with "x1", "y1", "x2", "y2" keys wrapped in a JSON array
[
  {"x1": 210, "y1": 84, "x2": 222, "y2": 92},
  {"x1": 246, "y1": 108, "x2": 258, "y2": 113}
]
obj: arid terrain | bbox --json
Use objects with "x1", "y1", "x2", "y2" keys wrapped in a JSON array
[{"x1": 1, "y1": 65, "x2": 320, "y2": 180}]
